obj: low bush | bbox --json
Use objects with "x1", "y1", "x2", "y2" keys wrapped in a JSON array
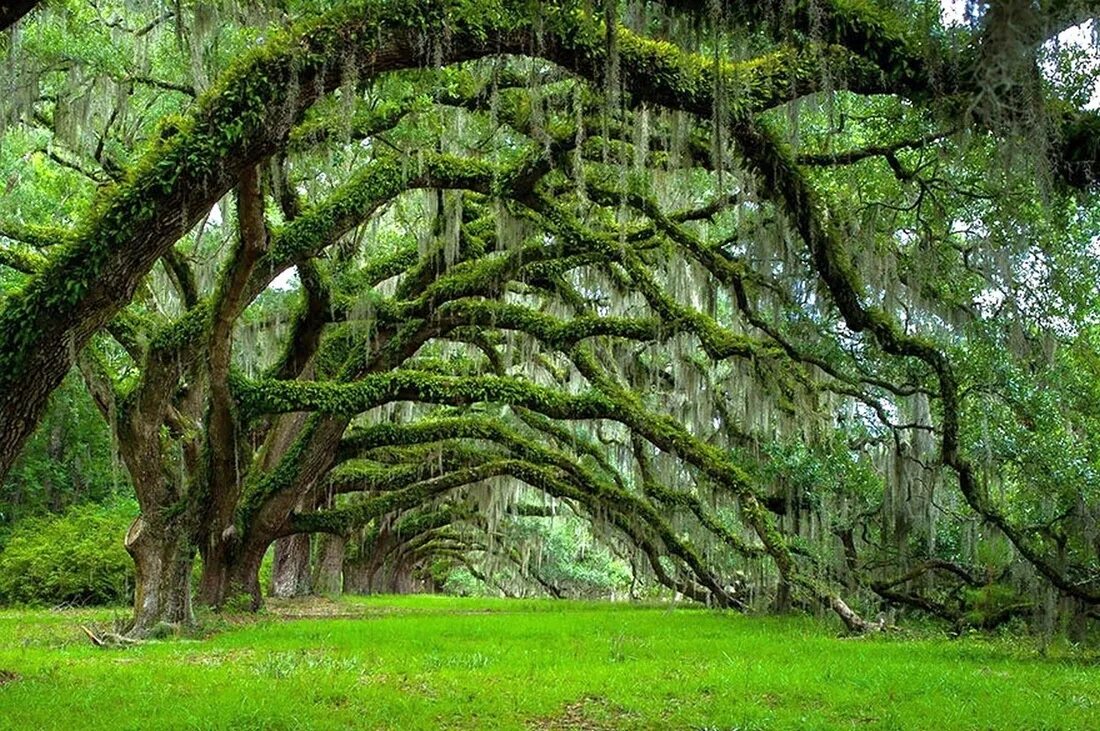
[{"x1": 0, "y1": 500, "x2": 137, "y2": 606}]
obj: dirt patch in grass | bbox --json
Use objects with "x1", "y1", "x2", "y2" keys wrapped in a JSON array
[
  {"x1": 265, "y1": 597, "x2": 370, "y2": 619},
  {"x1": 0, "y1": 670, "x2": 20, "y2": 686},
  {"x1": 529, "y1": 695, "x2": 638, "y2": 730}
]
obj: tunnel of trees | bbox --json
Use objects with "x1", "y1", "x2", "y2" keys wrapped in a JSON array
[{"x1": 1, "y1": 0, "x2": 1100, "y2": 638}]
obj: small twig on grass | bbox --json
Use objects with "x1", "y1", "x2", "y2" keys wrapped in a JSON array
[{"x1": 79, "y1": 624, "x2": 142, "y2": 648}]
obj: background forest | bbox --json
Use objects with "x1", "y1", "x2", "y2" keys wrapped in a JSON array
[{"x1": 1, "y1": 0, "x2": 1100, "y2": 652}]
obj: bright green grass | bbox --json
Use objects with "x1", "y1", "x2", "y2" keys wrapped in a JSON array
[{"x1": 0, "y1": 595, "x2": 1097, "y2": 730}]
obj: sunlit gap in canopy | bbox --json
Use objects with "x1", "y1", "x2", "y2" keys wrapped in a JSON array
[
  {"x1": 271, "y1": 266, "x2": 299, "y2": 291},
  {"x1": 941, "y1": 0, "x2": 1100, "y2": 109}
]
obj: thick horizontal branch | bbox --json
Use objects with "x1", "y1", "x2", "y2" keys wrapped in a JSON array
[
  {"x1": 232, "y1": 370, "x2": 617, "y2": 421},
  {"x1": 292, "y1": 459, "x2": 535, "y2": 535},
  {"x1": 0, "y1": 243, "x2": 46, "y2": 274}
]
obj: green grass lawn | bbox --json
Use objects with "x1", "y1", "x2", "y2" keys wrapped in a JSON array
[{"x1": 0, "y1": 595, "x2": 1097, "y2": 730}]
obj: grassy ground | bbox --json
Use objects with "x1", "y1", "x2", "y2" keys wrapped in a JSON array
[{"x1": 0, "y1": 596, "x2": 1097, "y2": 730}]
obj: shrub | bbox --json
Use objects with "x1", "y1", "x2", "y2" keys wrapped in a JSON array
[{"x1": 0, "y1": 500, "x2": 137, "y2": 606}]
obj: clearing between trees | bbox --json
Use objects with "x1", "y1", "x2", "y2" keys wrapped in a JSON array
[{"x1": 0, "y1": 596, "x2": 1097, "y2": 730}]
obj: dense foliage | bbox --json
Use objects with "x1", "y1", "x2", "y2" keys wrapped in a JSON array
[
  {"x1": 0, "y1": 0, "x2": 1099, "y2": 640},
  {"x1": 0, "y1": 373, "x2": 122, "y2": 534},
  {"x1": 0, "y1": 500, "x2": 135, "y2": 605}
]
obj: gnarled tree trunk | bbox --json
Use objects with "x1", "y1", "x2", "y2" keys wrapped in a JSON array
[
  {"x1": 125, "y1": 516, "x2": 194, "y2": 636},
  {"x1": 342, "y1": 559, "x2": 373, "y2": 595},
  {"x1": 313, "y1": 534, "x2": 345, "y2": 596},
  {"x1": 195, "y1": 533, "x2": 268, "y2": 610},
  {"x1": 271, "y1": 534, "x2": 312, "y2": 598}
]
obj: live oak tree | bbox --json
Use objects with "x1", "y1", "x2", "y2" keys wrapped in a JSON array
[{"x1": 2, "y1": 0, "x2": 1100, "y2": 636}]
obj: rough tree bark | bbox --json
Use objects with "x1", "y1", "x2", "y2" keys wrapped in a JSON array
[
  {"x1": 195, "y1": 537, "x2": 268, "y2": 610},
  {"x1": 343, "y1": 559, "x2": 373, "y2": 595},
  {"x1": 271, "y1": 534, "x2": 312, "y2": 598},
  {"x1": 312, "y1": 534, "x2": 346, "y2": 595},
  {"x1": 125, "y1": 516, "x2": 194, "y2": 635}
]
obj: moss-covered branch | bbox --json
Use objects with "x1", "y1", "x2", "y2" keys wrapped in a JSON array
[
  {"x1": 232, "y1": 369, "x2": 616, "y2": 421},
  {"x1": 291, "y1": 459, "x2": 533, "y2": 535},
  {"x1": 336, "y1": 413, "x2": 743, "y2": 607},
  {"x1": 730, "y1": 118, "x2": 1100, "y2": 604}
]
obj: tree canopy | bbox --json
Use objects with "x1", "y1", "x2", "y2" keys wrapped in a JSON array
[{"x1": 2, "y1": 0, "x2": 1100, "y2": 635}]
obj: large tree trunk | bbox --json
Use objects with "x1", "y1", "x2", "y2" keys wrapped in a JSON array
[
  {"x1": 195, "y1": 535, "x2": 267, "y2": 610},
  {"x1": 271, "y1": 534, "x2": 312, "y2": 598},
  {"x1": 125, "y1": 516, "x2": 194, "y2": 636},
  {"x1": 384, "y1": 556, "x2": 418, "y2": 594},
  {"x1": 342, "y1": 559, "x2": 372, "y2": 594},
  {"x1": 313, "y1": 534, "x2": 345, "y2": 596},
  {"x1": 772, "y1": 579, "x2": 792, "y2": 614}
]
